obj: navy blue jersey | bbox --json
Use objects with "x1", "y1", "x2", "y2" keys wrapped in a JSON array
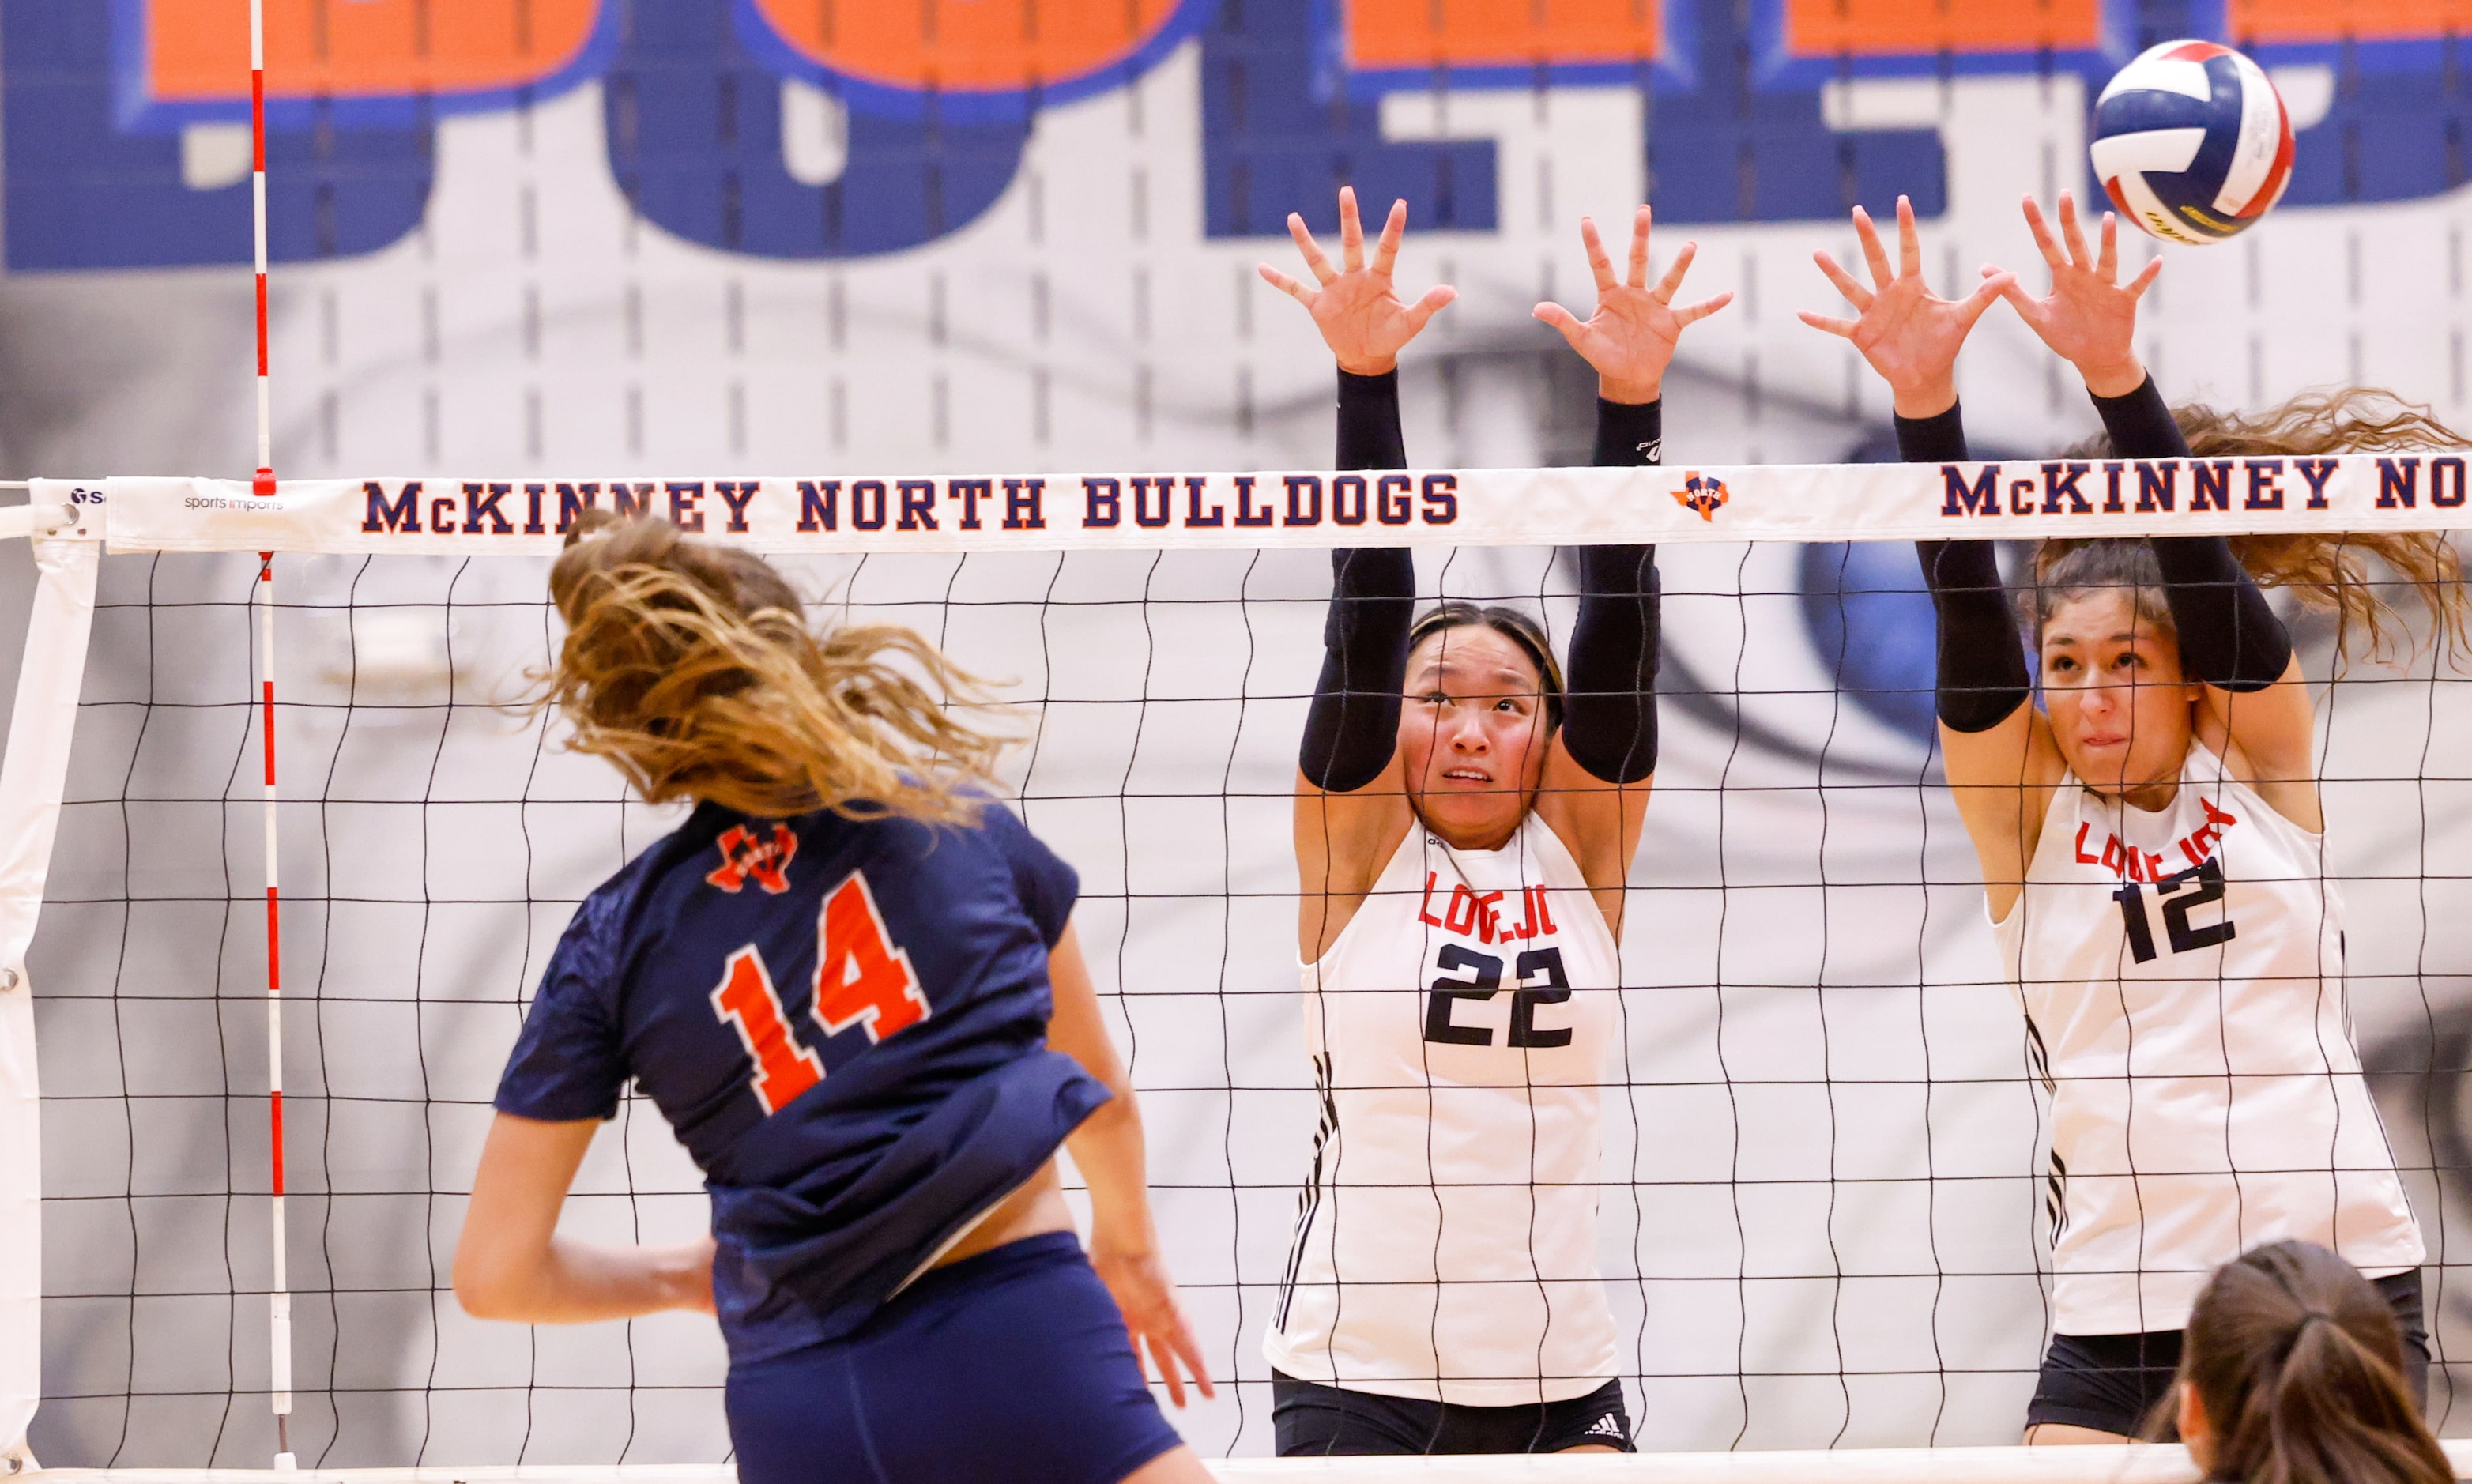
[{"x1": 494, "y1": 796, "x2": 1106, "y2": 1362}]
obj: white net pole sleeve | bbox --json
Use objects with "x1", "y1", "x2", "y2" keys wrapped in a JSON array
[
  {"x1": 0, "y1": 525, "x2": 101, "y2": 1469},
  {"x1": 245, "y1": 0, "x2": 292, "y2": 1467}
]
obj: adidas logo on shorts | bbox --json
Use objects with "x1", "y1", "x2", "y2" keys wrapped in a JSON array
[{"x1": 1585, "y1": 1414, "x2": 1626, "y2": 1439}]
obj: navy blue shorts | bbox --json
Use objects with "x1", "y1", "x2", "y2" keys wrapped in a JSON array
[{"x1": 725, "y1": 1231, "x2": 1185, "y2": 1484}]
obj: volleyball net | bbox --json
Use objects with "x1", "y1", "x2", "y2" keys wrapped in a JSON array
[{"x1": 6, "y1": 465, "x2": 2472, "y2": 1474}]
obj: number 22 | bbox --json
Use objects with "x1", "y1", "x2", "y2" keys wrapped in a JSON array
[{"x1": 1423, "y1": 944, "x2": 1573, "y2": 1047}]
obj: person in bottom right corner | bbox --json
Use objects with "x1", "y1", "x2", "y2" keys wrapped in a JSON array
[{"x1": 2172, "y1": 1241, "x2": 2452, "y2": 1484}]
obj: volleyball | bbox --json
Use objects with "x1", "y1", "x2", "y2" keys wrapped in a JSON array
[{"x1": 2091, "y1": 40, "x2": 2294, "y2": 245}]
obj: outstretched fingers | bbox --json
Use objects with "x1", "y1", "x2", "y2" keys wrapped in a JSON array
[
  {"x1": 1852, "y1": 205, "x2": 1895, "y2": 289},
  {"x1": 1403, "y1": 283, "x2": 1458, "y2": 333},
  {"x1": 1990, "y1": 263, "x2": 2044, "y2": 323},
  {"x1": 1814, "y1": 248, "x2": 1874, "y2": 311},
  {"x1": 1654, "y1": 239, "x2": 1699, "y2": 305},
  {"x1": 1674, "y1": 288, "x2": 1734, "y2": 327},
  {"x1": 2020, "y1": 194, "x2": 2067, "y2": 270},
  {"x1": 1799, "y1": 308, "x2": 1860, "y2": 339},
  {"x1": 1955, "y1": 271, "x2": 2017, "y2": 330},
  {"x1": 2094, "y1": 207, "x2": 2120, "y2": 281},
  {"x1": 1532, "y1": 300, "x2": 1588, "y2": 348},
  {"x1": 1257, "y1": 262, "x2": 1314, "y2": 306},
  {"x1": 1895, "y1": 194, "x2": 1924, "y2": 280},
  {"x1": 1627, "y1": 205, "x2": 1653, "y2": 289},
  {"x1": 1286, "y1": 212, "x2": 1337, "y2": 286},
  {"x1": 1370, "y1": 197, "x2": 1407, "y2": 281},
  {"x1": 2125, "y1": 254, "x2": 2163, "y2": 299},
  {"x1": 1337, "y1": 186, "x2": 1366, "y2": 273},
  {"x1": 2056, "y1": 190, "x2": 2093, "y2": 269},
  {"x1": 1581, "y1": 215, "x2": 1618, "y2": 292}
]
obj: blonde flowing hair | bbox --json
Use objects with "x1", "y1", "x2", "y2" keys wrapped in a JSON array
[
  {"x1": 2052, "y1": 388, "x2": 2472, "y2": 665},
  {"x1": 541, "y1": 510, "x2": 1004, "y2": 823}
]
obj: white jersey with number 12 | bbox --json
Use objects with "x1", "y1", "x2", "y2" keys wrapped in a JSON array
[{"x1": 1995, "y1": 741, "x2": 2422, "y2": 1336}]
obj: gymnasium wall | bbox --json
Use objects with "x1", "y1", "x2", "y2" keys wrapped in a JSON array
[{"x1": 9, "y1": 0, "x2": 2472, "y2": 1467}]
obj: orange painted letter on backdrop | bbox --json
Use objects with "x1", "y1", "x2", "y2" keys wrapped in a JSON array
[
  {"x1": 1784, "y1": 0, "x2": 2098, "y2": 57},
  {"x1": 1348, "y1": 0, "x2": 1660, "y2": 70},
  {"x1": 148, "y1": 0, "x2": 601, "y2": 102},
  {"x1": 752, "y1": 0, "x2": 1184, "y2": 92}
]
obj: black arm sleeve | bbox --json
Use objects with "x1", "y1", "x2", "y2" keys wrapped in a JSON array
[
  {"x1": 1336, "y1": 366, "x2": 1407, "y2": 472},
  {"x1": 1901, "y1": 402, "x2": 2033, "y2": 733},
  {"x1": 2091, "y1": 376, "x2": 2292, "y2": 692},
  {"x1": 1301, "y1": 368, "x2": 1415, "y2": 791},
  {"x1": 1562, "y1": 398, "x2": 1663, "y2": 783}
]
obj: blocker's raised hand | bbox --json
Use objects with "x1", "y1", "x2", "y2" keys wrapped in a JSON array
[
  {"x1": 1259, "y1": 186, "x2": 1457, "y2": 375},
  {"x1": 1799, "y1": 195, "x2": 2013, "y2": 418},
  {"x1": 1534, "y1": 205, "x2": 1732, "y2": 404},
  {"x1": 1995, "y1": 191, "x2": 2161, "y2": 399}
]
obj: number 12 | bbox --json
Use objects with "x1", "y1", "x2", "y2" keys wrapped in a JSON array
[{"x1": 2112, "y1": 858, "x2": 2236, "y2": 964}]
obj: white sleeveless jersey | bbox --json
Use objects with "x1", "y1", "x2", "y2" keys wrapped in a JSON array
[
  {"x1": 1266, "y1": 813, "x2": 1620, "y2": 1405},
  {"x1": 1995, "y1": 743, "x2": 2422, "y2": 1335}
]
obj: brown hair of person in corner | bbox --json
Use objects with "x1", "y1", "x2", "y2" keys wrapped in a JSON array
[
  {"x1": 2052, "y1": 387, "x2": 2472, "y2": 665},
  {"x1": 2169, "y1": 1241, "x2": 2450, "y2": 1484},
  {"x1": 540, "y1": 510, "x2": 1004, "y2": 823}
]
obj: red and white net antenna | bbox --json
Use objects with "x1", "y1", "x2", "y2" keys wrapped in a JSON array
[{"x1": 247, "y1": 0, "x2": 295, "y2": 1468}]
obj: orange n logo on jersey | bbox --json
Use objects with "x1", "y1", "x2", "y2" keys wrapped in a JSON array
[
  {"x1": 814, "y1": 872, "x2": 929, "y2": 1043},
  {"x1": 707, "y1": 823, "x2": 798, "y2": 895}
]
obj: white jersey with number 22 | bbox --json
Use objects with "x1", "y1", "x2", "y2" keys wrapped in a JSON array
[{"x1": 1267, "y1": 812, "x2": 1619, "y2": 1405}]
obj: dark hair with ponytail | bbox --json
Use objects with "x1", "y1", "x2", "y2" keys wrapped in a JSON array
[{"x1": 2175, "y1": 1241, "x2": 2449, "y2": 1484}]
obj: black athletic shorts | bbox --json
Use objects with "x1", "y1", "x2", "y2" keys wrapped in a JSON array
[
  {"x1": 1271, "y1": 1371, "x2": 1634, "y2": 1455},
  {"x1": 2026, "y1": 1267, "x2": 2429, "y2": 1438}
]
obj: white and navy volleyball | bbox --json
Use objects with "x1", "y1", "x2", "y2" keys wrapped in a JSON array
[{"x1": 2091, "y1": 40, "x2": 2294, "y2": 245}]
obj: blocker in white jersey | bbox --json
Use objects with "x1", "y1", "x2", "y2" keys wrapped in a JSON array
[
  {"x1": 1998, "y1": 740, "x2": 2422, "y2": 1337},
  {"x1": 1268, "y1": 814, "x2": 1621, "y2": 1405},
  {"x1": 1271, "y1": 185, "x2": 1686, "y2": 1454}
]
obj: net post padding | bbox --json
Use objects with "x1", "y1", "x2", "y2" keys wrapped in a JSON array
[
  {"x1": 24, "y1": 1445, "x2": 2470, "y2": 1483},
  {"x1": 0, "y1": 533, "x2": 100, "y2": 1468}
]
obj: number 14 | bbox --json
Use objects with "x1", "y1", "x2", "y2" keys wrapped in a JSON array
[{"x1": 709, "y1": 871, "x2": 930, "y2": 1115}]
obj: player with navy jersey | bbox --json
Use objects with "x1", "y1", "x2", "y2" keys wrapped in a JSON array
[
  {"x1": 1803, "y1": 192, "x2": 2469, "y2": 1443},
  {"x1": 452, "y1": 513, "x2": 1213, "y2": 1484},
  {"x1": 1251, "y1": 188, "x2": 1728, "y2": 1455}
]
